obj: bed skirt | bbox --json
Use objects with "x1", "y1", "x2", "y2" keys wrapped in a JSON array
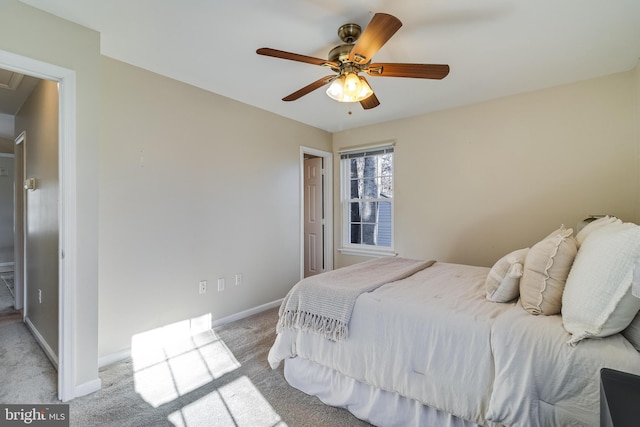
[{"x1": 284, "y1": 357, "x2": 485, "y2": 427}]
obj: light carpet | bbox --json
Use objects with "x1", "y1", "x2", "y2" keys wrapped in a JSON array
[
  {"x1": 0, "y1": 319, "x2": 58, "y2": 403},
  {"x1": 1, "y1": 307, "x2": 372, "y2": 427}
]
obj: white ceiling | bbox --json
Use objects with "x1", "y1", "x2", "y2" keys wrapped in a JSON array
[{"x1": 17, "y1": 0, "x2": 640, "y2": 133}]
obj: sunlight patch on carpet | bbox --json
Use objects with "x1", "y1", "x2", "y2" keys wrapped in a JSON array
[
  {"x1": 167, "y1": 375, "x2": 287, "y2": 427},
  {"x1": 131, "y1": 313, "x2": 241, "y2": 407}
]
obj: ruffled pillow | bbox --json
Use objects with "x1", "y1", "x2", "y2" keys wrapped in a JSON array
[{"x1": 520, "y1": 226, "x2": 577, "y2": 315}]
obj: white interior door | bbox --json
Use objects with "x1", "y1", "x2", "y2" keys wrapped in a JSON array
[{"x1": 304, "y1": 157, "x2": 323, "y2": 277}]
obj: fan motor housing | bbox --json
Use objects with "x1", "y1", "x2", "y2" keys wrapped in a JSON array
[
  {"x1": 328, "y1": 44, "x2": 354, "y2": 64},
  {"x1": 329, "y1": 23, "x2": 363, "y2": 64}
]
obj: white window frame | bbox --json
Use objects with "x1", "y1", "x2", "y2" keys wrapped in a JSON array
[{"x1": 338, "y1": 143, "x2": 396, "y2": 257}]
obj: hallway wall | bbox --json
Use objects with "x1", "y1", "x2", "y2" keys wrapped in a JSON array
[
  {"x1": 14, "y1": 79, "x2": 59, "y2": 358},
  {"x1": 0, "y1": 154, "x2": 14, "y2": 265}
]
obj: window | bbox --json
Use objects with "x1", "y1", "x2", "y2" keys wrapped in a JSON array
[{"x1": 339, "y1": 144, "x2": 394, "y2": 255}]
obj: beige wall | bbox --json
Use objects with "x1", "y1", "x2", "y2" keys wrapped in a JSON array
[
  {"x1": 15, "y1": 79, "x2": 59, "y2": 355},
  {"x1": 333, "y1": 70, "x2": 639, "y2": 269},
  {"x1": 0, "y1": 137, "x2": 14, "y2": 265},
  {"x1": 0, "y1": 0, "x2": 101, "y2": 391},
  {"x1": 98, "y1": 57, "x2": 331, "y2": 356},
  {"x1": 0, "y1": 155, "x2": 14, "y2": 264}
]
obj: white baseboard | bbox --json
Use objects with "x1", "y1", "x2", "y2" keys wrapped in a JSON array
[
  {"x1": 25, "y1": 316, "x2": 59, "y2": 369},
  {"x1": 71, "y1": 378, "x2": 102, "y2": 401},
  {"x1": 24, "y1": 316, "x2": 102, "y2": 402},
  {"x1": 211, "y1": 298, "x2": 283, "y2": 328},
  {"x1": 98, "y1": 348, "x2": 131, "y2": 368},
  {"x1": 98, "y1": 298, "x2": 284, "y2": 368}
]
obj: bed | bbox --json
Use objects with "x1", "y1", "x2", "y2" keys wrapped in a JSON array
[{"x1": 268, "y1": 217, "x2": 640, "y2": 426}]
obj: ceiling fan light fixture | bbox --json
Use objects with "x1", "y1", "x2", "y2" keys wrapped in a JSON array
[
  {"x1": 356, "y1": 76, "x2": 374, "y2": 100},
  {"x1": 326, "y1": 75, "x2": 345, "y2": 101},
  {"x1": 326, "y1": 73, "x2": 373, "y2": 103},
  {"x1": 343, "y1": 72, "x2": 361, "y2": 97}
]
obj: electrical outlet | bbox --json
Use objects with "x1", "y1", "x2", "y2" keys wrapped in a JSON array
[
  {"x1": 199, "y1": 280, "x2": 207, "y2": 294},
  {"x1": 235, "y1": 274, "x2": 242, "y2": 286},
  {"x1": 217, "y1": 278, "x2": 225, "y2": 292}
]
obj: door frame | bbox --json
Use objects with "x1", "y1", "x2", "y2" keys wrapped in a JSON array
[
  {"x1": 0, "y1": 49, "x2": 77, "y2": 402},
  {"x1": 299, "y1": 147, "x2": 333, "y2": 279},
  {"x1": 14, "y1": 131, "x2": 25, "y2": 313}
]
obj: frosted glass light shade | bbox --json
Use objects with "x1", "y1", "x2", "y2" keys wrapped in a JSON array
[{"x1": 326, "y1": 73, "x2": 373, "y2": 103}]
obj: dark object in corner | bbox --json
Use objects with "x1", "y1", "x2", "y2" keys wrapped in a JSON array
[{"x1": 600, "y1": 368, "x2": 640, "y2": 427}]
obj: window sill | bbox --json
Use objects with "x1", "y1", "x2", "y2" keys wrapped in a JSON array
[{"x1": 338, "y1": 247, "x2": 397, "y2": 258}]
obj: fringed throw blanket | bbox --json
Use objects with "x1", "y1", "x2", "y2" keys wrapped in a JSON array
[{"x1": 278, "y1": 257, "x2": 435, "y2": 341}]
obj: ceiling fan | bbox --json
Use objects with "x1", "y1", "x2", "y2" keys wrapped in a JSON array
[{"x1": 256, "y1": 13, "x2": 450, "y2": 110}]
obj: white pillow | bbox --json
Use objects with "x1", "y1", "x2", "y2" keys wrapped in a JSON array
[
  {"x1": 562, "y1": 222, "x2": 640, "y2": 346},
  {"x1": 575, "y1": 215, "x2": 621, "y2": 247},
  {"x1": 485, "y1": 248, "x2": 529, "y2": 303}
]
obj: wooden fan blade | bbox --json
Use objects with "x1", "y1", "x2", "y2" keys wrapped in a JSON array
[
  {"x1": 349, "y1": 13, "x2": 402, "y2": 64},
  {"x1": 366, "y1": 63, "x2": 450, "y2": 79},
  {"x1": 360, "y1": 92, "x2": 380, "y2": 110},
  {"x1": 257, "y1": 48, "x2": 339, "y2": 69},
  {"x1": 358, "y1": 76, "x2": 379, "y2": 109},
  {"x1": 283, "y1": 76, "x2": 336, "y2": 101}
]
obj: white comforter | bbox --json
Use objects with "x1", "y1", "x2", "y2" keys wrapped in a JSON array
[
  {"x1": 488, "y1": 300, "x2": 640, "y2": 426},
  {"x1": 269, "y1": 261, "x2": 640, "y2": 426},
  {"x1": 270, "y1": 262, "x2": 509, "y2": 426}
]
